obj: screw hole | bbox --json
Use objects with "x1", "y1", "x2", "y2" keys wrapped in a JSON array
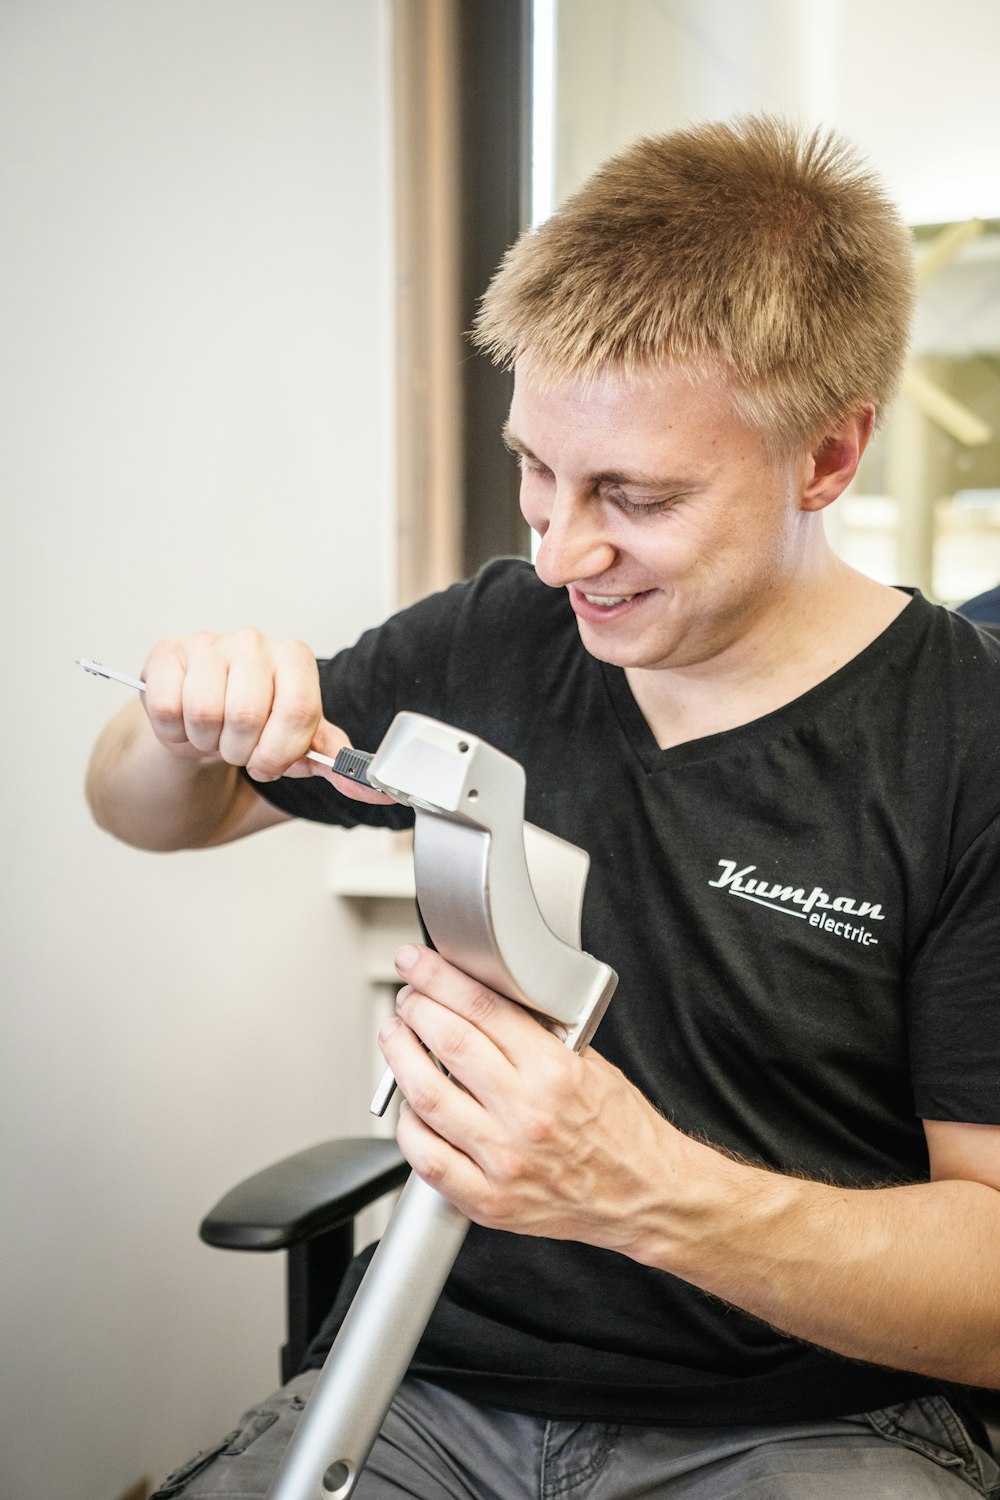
[
  {"x1": 323, "y1": 1460, "x2": 352, "y2": 1494},
  {"x1": 467, "y1": 789, "x2": 479, "y2": 801},
  {"x1": 457, "y1": 741, "x2": 469, "y2": 753}
]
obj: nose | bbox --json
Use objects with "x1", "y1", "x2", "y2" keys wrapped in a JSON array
[{"x1": 532, "y1": 490, "x2": 617, "y2": 589}]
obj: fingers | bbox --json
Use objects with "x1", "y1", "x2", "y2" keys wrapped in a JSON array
[
  {"x1": 394, "y1": 1099, "x2": 491, "y2": 1214},
  {"x1": 379, "y1": 1012, "x2": 518, "y2": 1223},
  {"x1": 217, "y1": 633, "x2": 290, "y2": 767},
  {"x1": 185, "y1": 646, "x2": 233, "y2": 756},
  {"x1": 380, "y1": 954, "x2": 591, "y2": 1234},
  {"x1": 393, "y1": 944, "x2": 550, "y2": 1060},
  {"x1": 141, "y1": 633, "x2": 209, "y2": 751},
  {"x1": 143, "y1": 629, "x2": 316, "y2": 774},
  {"x1": 380, "y1": 1009, "x2": 488, "y2": 1141},
  {"x1": 140, "y1": 629, "x2": 384, "y2": 791},
  {"x1": 382, "y1": 945, "x2": 564, "y2": 1130},
  {"x1": 377, "y1": 952, "x2": 515, "y2": 1167},
  {"x1": 243, "y1": 637, "x2": 322, "y2": 780}
]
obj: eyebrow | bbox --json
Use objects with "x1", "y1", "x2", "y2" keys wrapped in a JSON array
[
  {"x1": 501, "y1": 422, "x2": 700, "y2": 491},
  {"x1": 501, "y1": 423, "x2": 535, "y2": 461}
]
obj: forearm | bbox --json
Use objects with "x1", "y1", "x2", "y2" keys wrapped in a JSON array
[
  {"x1": 85, "y1": 699, "x2": 249, "y2": 850},
  {"x1": 378, "y1": 946, "x2": 1000, "y2": 1389},
  {"x1": 636, "y1": 1140, "x2": 1000, "y2": 1387}
]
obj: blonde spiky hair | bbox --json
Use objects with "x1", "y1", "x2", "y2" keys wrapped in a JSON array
[{"x1": 474, "y1": 116, "x2": 915, "y2": 449}]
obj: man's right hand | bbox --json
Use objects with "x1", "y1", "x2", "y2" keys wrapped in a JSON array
[
  {"x1": 86, "y1": 628, "x2": 390, "y2": 852},
  {"x1": 140, "y1": 628, "x2": 387, "y2": 801}
]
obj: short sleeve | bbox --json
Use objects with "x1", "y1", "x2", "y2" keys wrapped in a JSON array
[{"x1": 907, "y1": 811, "x2": 1000, "y2": 1121}]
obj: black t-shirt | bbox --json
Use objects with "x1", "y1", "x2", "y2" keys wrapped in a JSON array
[{"x1": 254, "y1": 559, "x2": 1000, "y2": 1425}]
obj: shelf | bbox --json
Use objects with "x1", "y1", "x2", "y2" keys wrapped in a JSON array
[{"x1": 328, "y1": 827, "x2": 416, "y2": 901}]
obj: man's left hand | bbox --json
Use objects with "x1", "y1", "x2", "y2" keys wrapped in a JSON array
[{"x1": 379, "y1": 943, "x2": 691, "y2": 1255}]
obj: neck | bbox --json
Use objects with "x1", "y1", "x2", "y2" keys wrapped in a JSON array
[{"x1": 625, "y1": 556, "x2": 910, "y2": 751}]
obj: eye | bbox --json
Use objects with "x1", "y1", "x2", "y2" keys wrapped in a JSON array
[
  {"x1": 606, "y1": 485, "x2": 678, "y2": 517},
  {"x1": 518, "y1": 456, "x2": 552, "y2": 481}
]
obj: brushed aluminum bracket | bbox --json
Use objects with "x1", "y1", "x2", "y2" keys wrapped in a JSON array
[{"x1": 267, "y1": 712, "x2": 618, "y2": 1500}]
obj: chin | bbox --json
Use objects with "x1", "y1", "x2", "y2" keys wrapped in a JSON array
[{"x1": 574, "y1": 622, "x2": 651, "y2": 669}]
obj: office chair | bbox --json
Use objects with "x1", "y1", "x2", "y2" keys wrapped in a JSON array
[{"x1": 200, "y1": 1136, "x2": 409, "y2": 1384}]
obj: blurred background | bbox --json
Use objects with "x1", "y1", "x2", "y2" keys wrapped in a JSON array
[{"x1": 2, "y1": 3, "x2": 998, "y2": 1498}]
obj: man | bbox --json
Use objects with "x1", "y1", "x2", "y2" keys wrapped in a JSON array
[{"x1": 87, "y1": 117, "x2": 1000, "y2": 1498}]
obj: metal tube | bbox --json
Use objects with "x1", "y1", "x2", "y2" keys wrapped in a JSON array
[{"x1": 267, "y1": 1176, "x2": 469, "y2": 1499}]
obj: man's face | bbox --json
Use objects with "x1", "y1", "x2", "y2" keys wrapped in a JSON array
[{"x1": 506, "y1": 365, "x2": 814, "y2": 675}]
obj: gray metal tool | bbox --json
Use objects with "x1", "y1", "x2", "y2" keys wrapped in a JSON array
[{"x1": 268, "y1": 712, "x2": 618, "y2": 1500}]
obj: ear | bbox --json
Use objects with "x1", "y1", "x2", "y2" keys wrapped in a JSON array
[{"x1": 801, "y1": 405, "x2": 875, "y2": 512}]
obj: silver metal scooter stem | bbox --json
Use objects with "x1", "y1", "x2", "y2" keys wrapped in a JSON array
[{"x1": 267, "y1": 713, "x2": 618, "y2": 1500}]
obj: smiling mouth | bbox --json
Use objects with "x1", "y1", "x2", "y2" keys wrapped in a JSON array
[
  {"x1": 568, "y1": 585, "x2": 655, "y2": 621},
  {"x1": 582, "y1": 593, "x2": 633, "y2": 607}
]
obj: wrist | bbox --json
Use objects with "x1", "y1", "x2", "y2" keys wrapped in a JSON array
[{"x1": 625, "y1": 1128, "x2": 803, "y2": 1282}]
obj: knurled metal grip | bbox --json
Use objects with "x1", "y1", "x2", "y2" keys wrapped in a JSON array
[{"x1": 267, "y1": 713, "x2": 618, "y2": 1500}]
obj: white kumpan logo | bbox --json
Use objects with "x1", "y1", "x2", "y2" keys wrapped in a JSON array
[{"x1": 708, "y1": 860, "x2": 883, "y2": 947}]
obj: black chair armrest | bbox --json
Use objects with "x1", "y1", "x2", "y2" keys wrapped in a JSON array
[
  {"x1": 200, "y1": 1137, "x2": 409, "y2": 1382},
  {"x1": 200, "y1": 1137, "x2": 408, "y2": 1252}
]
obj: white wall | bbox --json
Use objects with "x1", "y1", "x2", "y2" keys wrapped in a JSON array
[{"x1": 0, "y1": 4, "x2": 395, "y2": 1498}]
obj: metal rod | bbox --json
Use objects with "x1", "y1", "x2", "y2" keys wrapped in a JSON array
[{"x1": 268, "y1": 1176, "x2": 469, "y2": 1499}]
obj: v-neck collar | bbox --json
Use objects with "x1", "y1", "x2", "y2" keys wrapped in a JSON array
[{"x1": 598, "y1": 590, "x2": 930, "y2": 775}]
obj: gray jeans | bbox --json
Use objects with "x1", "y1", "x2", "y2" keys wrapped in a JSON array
[{"x1": 153, "y1": 1370, "x2": 1000, "y2": 1499}]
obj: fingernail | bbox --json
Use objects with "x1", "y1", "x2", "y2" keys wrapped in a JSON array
[{"x1": 395, "y1": 944, "x2": 419, "y2": 971}]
